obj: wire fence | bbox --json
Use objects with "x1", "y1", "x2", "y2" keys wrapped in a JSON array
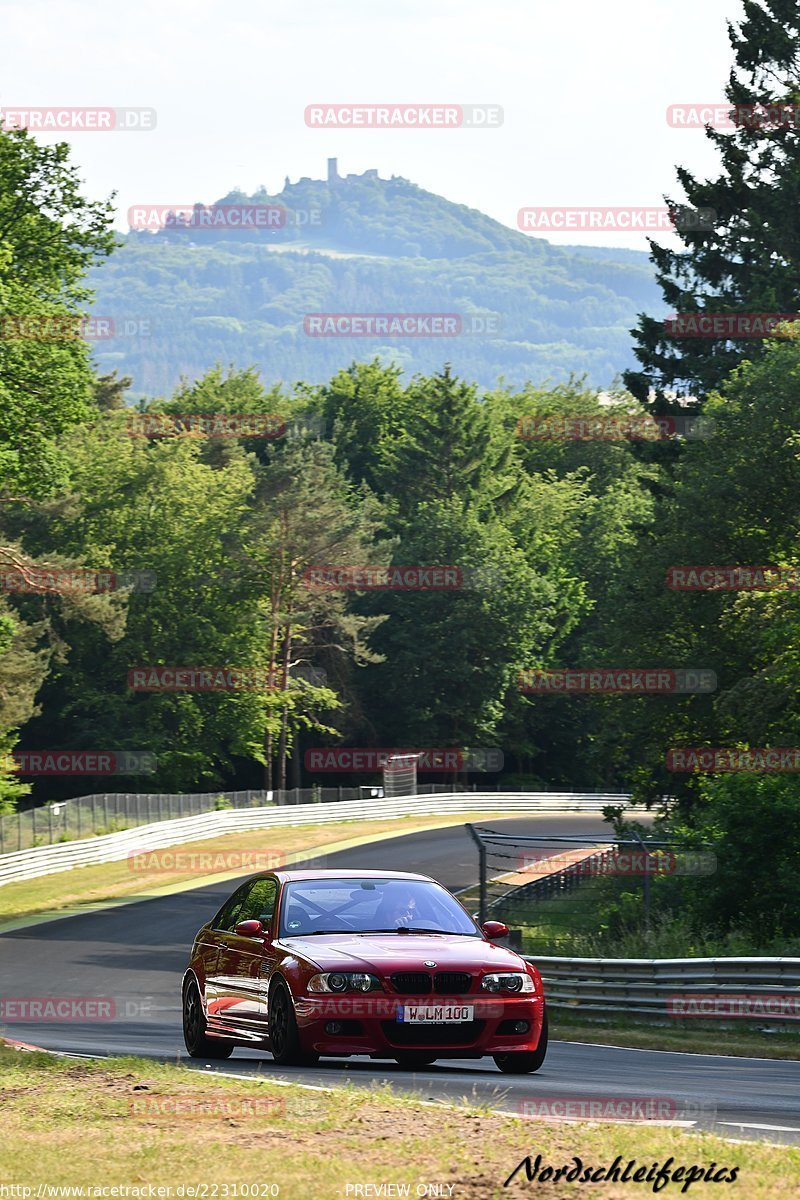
[
  {"x1": 462, "y1": 825, "x2": 716, "y2": 956},
  {"x1": 0, "y1": 783, "x2": 472, "y2": 853}
]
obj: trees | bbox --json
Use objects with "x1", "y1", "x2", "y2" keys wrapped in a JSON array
[
  {"x1": 370, "y1": 509, "x2": 563, "y2": 776},
  {"x1": 94, "y1": 372, "x2": 132, "y2": 411},
  {"x1": 315, "y1": 360, "x2": 406, "y2": 493},
  {"x1": 485, "y1": 379, "x2": 661, "y2": 787},
  {"x1": 10, "y1": 403, "x2": 391, "y2": 796},
  {"x1": 625, "y1": 0, "x2": 800, "y2": 409},
  {"x1": 589, "y1": 336, "x2": 800, "y2": 801},
  {"x1": 0, "y1": 604, "x2": 50, "y2": 811},
  {"x1": 0, "y1": 125, "x2": 114, "y2": 805},
  {"x1": 242, "y1": 438, "x2": 389, "y2": 790},
  {"x1": 686, "y1": 774, "x2": 800, "y2": 944},
  {"x1": 11, "y1": 423, "x2": 260, "y2": 794},
  {"x1": 668, "y1": 337, "x2": 800, "y2": 754},
  {"x1": 0, "y1": 126, "x2": 114, "y2": 501},
  {"x1": 350, "y1": 368, "x2": 588, "y2": 773},
  {"x1": 380, "y1": 366, "x2": 513, "y2": 513},
  {"x1": 148, "y1": 363, "x2": 390, "y2": 789}
]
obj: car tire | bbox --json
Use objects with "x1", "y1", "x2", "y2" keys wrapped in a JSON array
[
  {"x1": 182, "y1": 979, "x2": 234, "y2": 1059},
  {"x1": 269, "y1": 979, "x2": 320, "y2": 1067},
  {"x1": 393, "y1": 1053, "x2": 438, "y2": 1068},
  {"x1": 492, "y1": 1008, "x2": 548, "y2": 1075}
]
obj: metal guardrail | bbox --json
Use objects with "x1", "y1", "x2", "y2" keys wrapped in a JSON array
[
  {"x1": 527, "y1": 955, "x2": 800, "y2": 1022},
  {"x1": 0, "y1": 782, "x2": 614, "y2": 853},
  {"x1": 0, "y1": 792, "x2": 639, "y2": 888}
]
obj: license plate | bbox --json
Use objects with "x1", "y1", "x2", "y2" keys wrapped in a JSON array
[{"x1": 398, "y1": 1004, "x2": 474, "y2": 1024}]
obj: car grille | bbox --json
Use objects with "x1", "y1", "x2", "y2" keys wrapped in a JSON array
[
  {"x1": 434, "y1": 972, "x2": 472, "y2": 995},
  {"x1": 390, "y1": 972, "x2": 474, "y2": 995},
  {"x1": 391, "y1": 972, "x2": 432, "y2": 994},
  {"x1": 383, "y1": 1020, "x2": 485, "y2": 1047}
]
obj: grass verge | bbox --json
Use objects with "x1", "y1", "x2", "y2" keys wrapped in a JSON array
[{"x1": 1, "y1": 1042, "x2": 798, "y2": 1199}]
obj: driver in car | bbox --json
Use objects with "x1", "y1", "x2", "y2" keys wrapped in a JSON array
[
  {"x1": 391, "y1": 894, "x2": 418, "y2": 927},
  {"x1": 375, "y1": 889, "x2": 421, "y2": 928}
]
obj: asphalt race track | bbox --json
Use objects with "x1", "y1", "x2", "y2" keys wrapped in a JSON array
[{"x1": 2, "y1": 815, "x2": 799, "y2": 1144}]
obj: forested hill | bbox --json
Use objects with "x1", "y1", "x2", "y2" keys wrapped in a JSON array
[{"x1": 89, "y1": 166, "x2": 664, "y2": 398}]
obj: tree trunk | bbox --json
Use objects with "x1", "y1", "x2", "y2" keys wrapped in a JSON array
[
  {"x1": 263, "y1": 540, "x2": 285, "y2": 791},
  {"x1": 277, "y1": 623, "x2": 293, "y2": 792},
  {"x1": 264, "y1": 730, "x2": 273, "y2": 792},
  {"x1": 291, "y1": 729, "x2": 301, "y2": 790}
]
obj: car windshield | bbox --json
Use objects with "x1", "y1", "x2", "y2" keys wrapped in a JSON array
[{"x1": 279, "y1": 878, "x2": 480, "y2": 938}]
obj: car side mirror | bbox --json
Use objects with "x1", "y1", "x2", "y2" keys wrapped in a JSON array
[
  {"x1": 234, "y1": 919, "x2": 265, "y2": 938},
  {"x1": 481, "y1": 920, "x2": 509, "y2": 940}
]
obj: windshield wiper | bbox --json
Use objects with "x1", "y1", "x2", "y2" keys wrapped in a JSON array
[
  {"x1": 284, "y1": 929, "x2": 354, "y2": 935},
  {"x1": 397, "y1": 927, "x2": 445, "y2": 934},
  {"x1": 354, "y1": 927, "x2": 466, "y2": 935}
]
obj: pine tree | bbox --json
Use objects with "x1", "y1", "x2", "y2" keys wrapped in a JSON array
[
  {"x1": 381, "y1": 365, "x2": 513, "y2": 512},
  {"x1": 625, "y1": 0, "x2": 800, "y2": 410},
  {"x1": 94, "y1": 372, "x2": 132, "y2": 411}
]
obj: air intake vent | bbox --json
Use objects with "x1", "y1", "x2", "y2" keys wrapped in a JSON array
[
  {"x1": 434, "y1": 972, "x2": 472, "y2": 995},
  {"x1": 383, "y1": 1021, "x2": 485, "y2": 1046},
  {"x1": 391, "y1": 972, "x2": 432, "y2": 994}
]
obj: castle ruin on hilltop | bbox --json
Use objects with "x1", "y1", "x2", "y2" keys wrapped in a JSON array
[
  {"x1": 287, "y1": 160, "x2": 383, "y2": 187},
  {"x1": 327, "y1": 158, "x2": 378, "y2": 184}
]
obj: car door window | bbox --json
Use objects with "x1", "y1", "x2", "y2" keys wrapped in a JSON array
[
  {"x1": 237, "y1": 877, "x2": 277, "y2": 929},
  {"x1": 213, "y1": 884, "x2": 251, "y2": 932}
]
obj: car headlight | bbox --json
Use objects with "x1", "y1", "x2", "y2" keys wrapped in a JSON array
[
  {"x1": 480, "y1": 972, "x2": 535, "y2": 993},
  {"x1": 307, "y1": 972, "x2": 383, "y2": 994}
]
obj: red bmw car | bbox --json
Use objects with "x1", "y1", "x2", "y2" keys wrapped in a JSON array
[{"x1": 182, "y1": 869, "x2": 548, "y2": 1073}]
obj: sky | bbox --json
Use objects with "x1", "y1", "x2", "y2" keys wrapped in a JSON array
[{"x1": 0, "y1": 0, "x2": 746, "y2": 249}]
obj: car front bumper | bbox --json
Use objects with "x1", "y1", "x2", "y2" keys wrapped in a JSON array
[{"x1": 293, "y1": 992, "x2": 546, "y2": 1058}]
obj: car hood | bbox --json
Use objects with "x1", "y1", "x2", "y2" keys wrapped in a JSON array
[{"x1": 278, "y1": 933, "x2": 526, "y2": 974}]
